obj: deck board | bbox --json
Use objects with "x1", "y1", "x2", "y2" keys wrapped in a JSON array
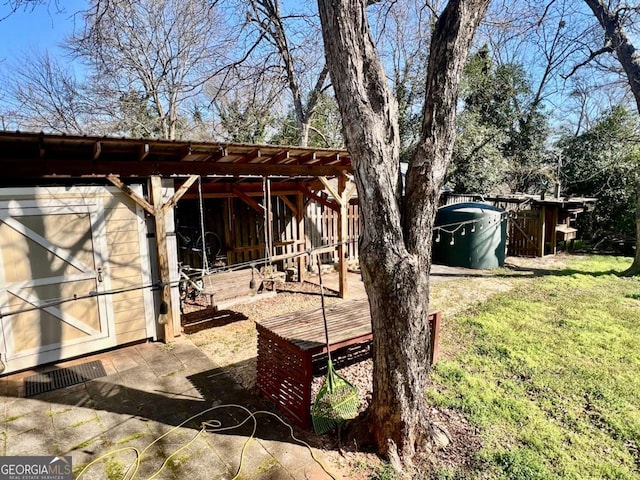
[{"x1": 256, "y1": 299, "x2": 372, "y2": 350}]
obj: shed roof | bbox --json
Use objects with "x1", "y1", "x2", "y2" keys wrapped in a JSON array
[
  {"x1": 0, "y1": 131, "x2": 352, "y2": 183},
  {"x1": 485, "y1": 193, "x2": 597, "y2": 210}
]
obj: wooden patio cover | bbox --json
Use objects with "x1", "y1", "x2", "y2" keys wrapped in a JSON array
[
  {"x1": 0, "y1": 131, "x2": 352, "y2": 179},
  {"x1": 0, "y1": 131, "x2": 355, "y2": 341}
]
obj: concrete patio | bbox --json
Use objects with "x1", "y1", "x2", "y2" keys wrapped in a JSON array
[{"x1": 0, "y1": 338, "x2": 340, "y2": 479}]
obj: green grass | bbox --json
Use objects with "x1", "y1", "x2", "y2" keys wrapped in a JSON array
[{"x1": 429, "y1": 255, "x2": 640, "y2": 479}]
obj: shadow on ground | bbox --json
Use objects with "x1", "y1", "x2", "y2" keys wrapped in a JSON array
[{"x1": 181, "y1": 308, "x2": 249, "y2": 334}]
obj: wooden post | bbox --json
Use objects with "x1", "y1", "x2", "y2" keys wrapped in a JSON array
[
  {"x1": 150, "y1": 176, "x2": 174, "y2": 341},
  {"x1": 297, "y1": 193, "x2": 306, "y2": 282},
  {"x1": 429, "y1": 311, "x2": 442, "y2": 365},
  {"x1": 223, "y1": 198, "x2": 232, "y2": 265},
  {"x1": 338, "y1": 175, "x2": 348, "y2": 298},
  {"x1": 266, "y1": 177, "x2": 273, "y2": 259},
  {"x1": 550, "y1": 207, "x2": 559, "y2": 255},
  {"x1": 538, "y1": 205, "x2": 546, "y2": 257}
]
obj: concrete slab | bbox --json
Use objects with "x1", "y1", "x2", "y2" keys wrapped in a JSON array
[
  {"x1": 207, "y1": 431, "x2": 279, "y2": 477},
  {"x1": 5, "y1": 398, "x2": 52, "y2": 437},
  {"x1": 6, "y1": 428, "x2": 59, "y2": 456},
  {"x1": 170, "y1": 439, "x2": 233, "y2": 480},
  {"x1": 0, "y1": 339, "x2": 340, "y2": 479}
]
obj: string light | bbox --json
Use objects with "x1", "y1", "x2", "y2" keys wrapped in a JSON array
[{"x1": 432, "y1": 211, "x2": 509, "y2": 246}]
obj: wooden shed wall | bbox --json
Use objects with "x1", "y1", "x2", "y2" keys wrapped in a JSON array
[{"x1": 101, "y1": 187, "x2": 155, "y2": 344}]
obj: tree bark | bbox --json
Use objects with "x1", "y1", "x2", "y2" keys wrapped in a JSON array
[
  {"x1": 583, "y1": 0, "x2": 640, "y2": 273},
  {"x1": 629, "y1": 176, "x2": 640, "y2": 273},
  {"x1": 317, "y1": 0, "x2": 489, "y2": 467}
]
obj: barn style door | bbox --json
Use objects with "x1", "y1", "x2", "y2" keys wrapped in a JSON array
[
  {"x1": 0, "y1": 198, "x2": 115, "y2": 374},
  {"x1": 508, "y1": 210, "x2": 541, "y2": 257}
]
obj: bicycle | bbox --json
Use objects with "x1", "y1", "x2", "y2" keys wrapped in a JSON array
[
  {"x1": 178, "y1": 263, "x2": 205, "y2": 311},
  {"x1": 177, "y1": 227, "x2": 224, "y2": 268}
]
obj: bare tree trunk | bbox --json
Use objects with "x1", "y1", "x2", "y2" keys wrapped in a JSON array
[
  {"x1": 583, "y1": 0, "x2": 640, "y2": 274},
  {"x1": 629, "y1": 176, "x2": 640, "y2": 273},
  {"x1": 248, "y1": 0, "x2": 329, "y2": 147},
  {"x1": 298, "y1": 121, "x2": 311, "y2": 147},
  {"x1": 318, "y1": 0, "x2": 489, "y2": 467}
]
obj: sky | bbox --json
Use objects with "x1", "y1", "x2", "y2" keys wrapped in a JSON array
[{"x1": 0, "y1": 1, "x2": 85, "y2": 61}]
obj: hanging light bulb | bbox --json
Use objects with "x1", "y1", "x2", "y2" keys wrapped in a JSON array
[
  {"x1": 450, "y1": 236, "x2": 455, "y2": 246},
  {"x1": 461, "y1": 227, "x2": 466, "y2": 236},
  {"x1": 435, "y1": 231, "x2": 441, "y2": 243},
  {"x1": 471, "y1": 223, "x2": 476, "y2": 233}
]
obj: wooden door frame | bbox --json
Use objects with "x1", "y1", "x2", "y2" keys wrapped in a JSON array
[{"x1": 0, "y1": 193, "x2": 117, "y2": 372}]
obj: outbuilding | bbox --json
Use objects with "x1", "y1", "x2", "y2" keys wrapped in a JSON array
[{"x1": 0, "y1": 131, "x2": 356, "y2": 374}]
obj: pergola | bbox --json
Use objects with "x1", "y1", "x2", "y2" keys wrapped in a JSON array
[{"x1": 0, "y1": 131, "x2": 356, "y2": 341}]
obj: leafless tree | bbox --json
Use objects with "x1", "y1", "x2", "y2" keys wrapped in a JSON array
[
  {"x1": 3, "y1": 50, "x2": 95, "y2": 133},
  {"x1": 318, "y1": 0, "x2": 490, "y2": 471},
  {"x1": 0, "y1": 0, "x2": 51, "y2": 21},
  {"x1": 577, "y1": 0, "x2": 640, "y2": 273},
  {"x1": 211, "y1": 80, "x2": 281, "y2": 144},
  {"x1": 244, "y1": 0, "x2": 329, "y2": 147},
  {"x1": 68, "y1": 0, "x2": 234, "y2": 140},
  {"x1": 368, "y1": 0, "x2": 440, "y2": 158}
]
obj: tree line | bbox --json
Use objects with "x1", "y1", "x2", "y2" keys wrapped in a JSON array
[{"x1": 1, "y1": 0, "x2": 637, "y2": 247}]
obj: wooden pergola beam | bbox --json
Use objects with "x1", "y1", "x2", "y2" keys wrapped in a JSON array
[
  {"x1": 234, "y1": 149, "x2": 261, "y2": 164},
  {"x1": 0, "y1": 159, "x2": 349, "y2": 178},
  {"x1": 318, "y1": 176, "x2": 343, "y2": 205},
  {"x1": 233, "y1": 186, "x2": 265, "y2": 213},
  {"x1": 162, "y1": 175, "x2": 199, "y2": 213},
  {"x1": 300, "y1": 186, "x2": 339, "y2": 211},
  {"x1": 106, "y1": 174, "x2": 155, "y2": 216},
  {"x1": 277, "y1": 194, "x2": 298, "y2": 216},
  {"x1": 344, "y1": 180, "x2": 358, "y2": 202}
]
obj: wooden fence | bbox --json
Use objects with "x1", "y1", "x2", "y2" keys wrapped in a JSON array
[
  {"x1": 306, "y1": 201, "x2": 361, "y2": 264},
  {"x1": 176, "y1": 196, "x2": 361, "y2": 271},
  {"x1": 508, "y1": 210, "x2": 540, "y2": 257}
]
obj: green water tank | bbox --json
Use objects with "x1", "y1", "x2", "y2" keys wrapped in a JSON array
[{"x1": 432, "y1": 202, "x2": 507, "y2": 269}]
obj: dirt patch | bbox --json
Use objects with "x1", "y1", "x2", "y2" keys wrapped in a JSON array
[{"x1": 184, "y1": 255, "x2": 572, "y2": 477}]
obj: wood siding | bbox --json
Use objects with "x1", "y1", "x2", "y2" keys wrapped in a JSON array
[{"x1": 0, "y1": 186, "x2": 153, "y2": 365}]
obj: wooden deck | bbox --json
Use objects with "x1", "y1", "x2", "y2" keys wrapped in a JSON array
[
  {"x1": 255, "y1": 298, "x2": 441, "y2": 428},
  {"x1": 257, "y1": 299, "x2": 373, "y2": 353}
]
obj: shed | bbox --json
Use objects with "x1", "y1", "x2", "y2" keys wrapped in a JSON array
[
  {"x1": 0, "y1": 131, "x2": 355, "y2": 374},
  {"x1": 440, "y1": 193, "x2": 597, "y2": 257}
]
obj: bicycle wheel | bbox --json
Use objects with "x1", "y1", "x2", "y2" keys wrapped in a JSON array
[
  {"x1": 196, "y1": 232, "x2": 222, "y2": 264},
  {"x1": 178, "y1": 276, "x2": 188, "y2": 303},
  {"x1": 188, "y1": 277, "x2": 205, "y2": 300}
]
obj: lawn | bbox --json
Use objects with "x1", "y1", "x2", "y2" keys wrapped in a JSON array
[{"x1": 428, "y1": 255, "x2": 640, "y2": 479}]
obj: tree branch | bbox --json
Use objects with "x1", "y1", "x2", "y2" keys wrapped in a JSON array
[{"x1": 563, "y1": 44, "x2": 614, "y2": 79}]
